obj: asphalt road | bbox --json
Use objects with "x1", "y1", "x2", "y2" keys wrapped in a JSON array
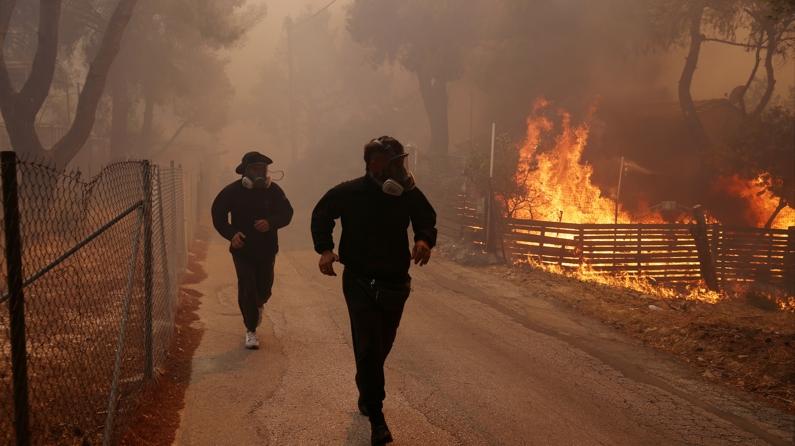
[{"x1": 174, "y1": 238, "x2": 794, "y2": 446}]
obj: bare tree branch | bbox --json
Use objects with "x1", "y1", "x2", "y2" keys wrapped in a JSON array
[
  {"x1": 739, "y1": 30, "x2": 765, "y2": 114},
  {"x1": 678, "y1": 2, "x2": 710, "y2": 149},
  {"x1": 764, "y1": 197, "x2": 787, "y2": 229},
  {"x1": 19, "y1": 1, "x2": 62, "y2": 115},
  {"x1": 702, "y1": 37, "x2": 769, "y2": 49},
  {"x1": 53, "y1": 0, "x2": 139, "y2": 167},
  {"x1": 751, "y1": 20, "x2": 778, "y2": 118}
]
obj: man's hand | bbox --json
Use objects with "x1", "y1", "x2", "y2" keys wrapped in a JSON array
[
  {"x1": 319, "y1": 250, "x2": 340, "y2": 276},
  {"x1": 412, "y1": 240, "x2": 432, "y2": 266},
  {"x1": 254, "y1": 219, "x2": 271, "y2": 233},
  {"x1": 231, "y1": 232, "x2": 246, "y2": 249}
]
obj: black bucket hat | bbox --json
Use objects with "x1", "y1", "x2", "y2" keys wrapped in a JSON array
[{"x1": 235, "y1": 151, "x2": 273, "y2": 174}]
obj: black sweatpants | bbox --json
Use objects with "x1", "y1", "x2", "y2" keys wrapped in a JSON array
[
  {"x1": 342, "y1": 269, "x2": 411, "y2": 413},
  {"x1": 232, "y1": 254, "x2": 276, "y2": 332}
]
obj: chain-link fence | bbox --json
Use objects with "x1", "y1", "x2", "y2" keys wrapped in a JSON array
[{"x1": 0, "y1": 151, "x2": 197, "y2": 445}]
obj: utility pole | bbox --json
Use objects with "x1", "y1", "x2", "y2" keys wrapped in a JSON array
[
  {"x1": 485, "y1": 122, "x2": 497, "y2": 253},
  {"x1": 283, "y1": 0, "x2": 338, "y2": 166},
  {"x1": 285, "y1": 17, "x2": 297, "y2": 165},
  {"x1": 468, "y1": 85, "x2": 474, "y2": 150}
]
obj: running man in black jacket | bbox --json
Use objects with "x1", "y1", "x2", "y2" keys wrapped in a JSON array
[
  {"x1": 212, "y1": 151, "x2": 293, "y2": 349},
  {"x1": 311, "y1": 136, "x2": 437, "y2": 445}
]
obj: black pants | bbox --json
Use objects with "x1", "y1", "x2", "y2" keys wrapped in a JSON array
[
  {"x1": 232, "y1": 254, "x2": 276, "y2": 332},
  {"x1": 342, "y1": 269, "x2": 411, "y2": 413}
]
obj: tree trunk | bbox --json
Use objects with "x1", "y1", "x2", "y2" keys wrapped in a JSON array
[
  {"x1": 750, "y1": 21, "x2": 778, "y2": 118},
  {"x1": 51, "y1": 0, "x2": 138, "y2": 168},
  {"x1": 736, "y1": 30, "x2": 765, "y2": 115},
  {"x1": 2, "y1": 108, "x2": 46, "y2": 159},
  {"x1": 109, "y1": 77, "x2": 131, "y2": 160},
  {"x1": 140, "y1": 91, "x2": 155, "y2": 152},
  {"x1": 0, "y1": 0, "x2": 138, "y2": 168},
  {"x1": 678, "y1": 2, "x2": 710, "y2": 150},
  {"x1": 0, "y1": 0, "x2": 60, "y2": 159},
  {"x1": 764, "y1": 197, "x2": 788, "y2": 229},
  {"x1": 417, "y1": 70, "x2": 449, "y2": 169}
]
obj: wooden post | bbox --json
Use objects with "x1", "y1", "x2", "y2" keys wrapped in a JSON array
[
  {"x1": 538, "y1": 225, "x2": 545, "y2": 264},
  {"x1": 713, "y1": 224, "x2": 724, "y2": 285},
  {"x1": 785, "y1": 226, "x2": 795, "y2": 295},
  {"x1": 691, "y1": 205, "x2": 719, "y2": 291},
  {"x1": 614, "y1": 156, "x2": 624, "y2": 224},
  {"x1": 636, "y1": 226, "x2": 642, "y2": 276}
]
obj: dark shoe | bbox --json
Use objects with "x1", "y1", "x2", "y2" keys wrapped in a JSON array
[
  {"x1": 370, "y1": 421, "x2": 393, "y2": 445},
  {"x1": 369, "y1": 411, "x2": 392, "y2": 445},
  {"x1": 358, "y1": 398, "x2": 369, "y2": 417}
]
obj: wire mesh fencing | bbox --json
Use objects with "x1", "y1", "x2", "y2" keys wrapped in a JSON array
[{"x1": 0, "y1": 152, "x2": 196, "y2": 445}]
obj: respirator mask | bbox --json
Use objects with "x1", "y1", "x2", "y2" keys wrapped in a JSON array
[
  {"x1": 378, "y1": 155, "x2": 416, "y2": 197},
  {"x1": 368, "y1": 136, "x2": 416, "y2": 197},
  {"x1": 242, "y1": 163, "x2": 272, "y2": 189}
]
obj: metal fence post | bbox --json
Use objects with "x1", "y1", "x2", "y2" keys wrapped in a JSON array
[
  {"x1": 155, "y1": 167, "x2": 172, "y2": 308},
  {"x1": 1, "y1": 151, "x2": 31, "y2": 446},
  {"x1": 196, "y1": 165, "x2": 204, "y2": 225},
  {"x1": 169, "y1": 161, "x2": 179, "y2": 271},
  {"x1": 142, "y1": 161, "x2": 154, "y2": 379},
  {"x1": 178, "y1": 164, "x2": 185, "y2": 271}
]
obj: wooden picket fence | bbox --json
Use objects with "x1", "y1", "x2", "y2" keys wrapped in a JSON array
[
  {"x1": 713, "y1": 226, "x2": 794, "y2": 288},
  {"x1": 502, "y1": 219, "x2": 794, "y2": 288},
  {"x1": 439, "y1": 201, "x2": 795, "y2": 292},
  {"x1": 435, "y1": 193, "x2": 485, "y2": 245}
]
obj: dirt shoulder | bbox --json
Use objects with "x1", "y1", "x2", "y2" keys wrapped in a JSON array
[
  {"x1": 473, "y1": 260, "x2": 795, "y2": 414},
  {"x1": 119, "y1": 230, "x2": 209, "y2": 445}
]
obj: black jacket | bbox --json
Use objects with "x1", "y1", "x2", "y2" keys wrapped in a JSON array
[
  {"x1": 311, "y1": 175, "x2": 437, "y2": 281},
  {"x1": 212, "y1": 180, "x2": 294, "y2": 261}
]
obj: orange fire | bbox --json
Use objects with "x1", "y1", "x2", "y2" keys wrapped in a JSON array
[
  {"x1": 504, "y1": 99, "x2": 794, "y2": 309},
  {"x1": 510, "y1": 98, "x2": 659, "y2": 224},
  {"x1": 518, "y1": 257, "x2": 722, "y2": 304},
  {"x1": 510, "y1": 99, "x2": 793, "y2": 229},
  {"x1": 715, "y1": 175, "x2": 795, "y2": 229}
]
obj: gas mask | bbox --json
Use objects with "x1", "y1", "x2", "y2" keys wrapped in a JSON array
[
  {"x1": 371, "y1": 154, "x2": 416, "y2": 197},
  {"x1": 241, "y1": 163, "x2": 272, "y2": 189}
]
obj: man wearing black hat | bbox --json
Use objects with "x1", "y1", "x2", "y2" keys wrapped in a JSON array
[
  {"x1": 212, "y1": 151, "x2": 294, "y2": 349},
  {"x1": 311, "y1": 136, "x2": 437, "y2": 445}
]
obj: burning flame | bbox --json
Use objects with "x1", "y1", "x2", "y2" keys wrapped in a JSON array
[
  {"x1": 509, "y1": 98, "x2": 658, "y2": 224},
  {"x1": 779, "y1": 296, "x2": 795, "y2": 312},
  {"x1": 503, "y1": 99, "x2": 795, "y2": 309},
  {"x1": 715, "y1": 175, "x2": 795, "y2": 229},
  {"x1": 518, "y1": 257, "x2": 722, "y2": 304}
]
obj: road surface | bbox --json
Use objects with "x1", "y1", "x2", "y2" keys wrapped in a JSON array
[{"x1": 174, "y1": 237, "x2": 794, "y2": 446}]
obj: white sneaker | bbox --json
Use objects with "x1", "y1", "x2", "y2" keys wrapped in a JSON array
[
  {"x1": 257, "y1": 306, "x2": 263, "y2": 328},
  {"x1": 245, "y1": 331, "x2": 260, "y2": 349}
]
